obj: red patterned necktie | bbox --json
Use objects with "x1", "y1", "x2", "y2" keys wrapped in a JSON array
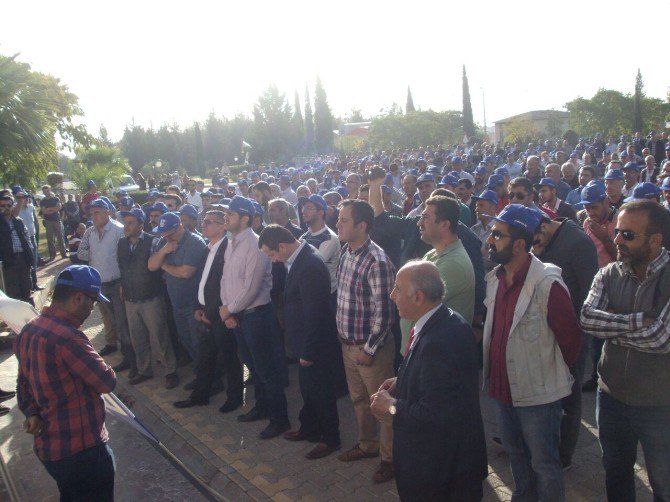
[{"x1": 404, "y1": 327, "x2": 415, "y2": 356}]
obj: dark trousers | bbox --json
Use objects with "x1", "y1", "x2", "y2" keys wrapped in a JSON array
[
  {"x1": 3, "y1": 256, "x2": 33, "y2": 305},
  {"x1": 396, "y1": 475, "x2": 484, "y2": 502},
  {"x1": 590, "y1": 336, "x2": 605, "y2": 382},
  {"x1": 298, "y1": 359, "x2": 340, "y2": 447},
  {"x1": 329, "y1": 291, "x2": 348, "y2": 397},
  {"x1": 234, "y1": 303, "x2": 288, "y2": 425},
  {"x1": 559, "y1": 335, "x2": 588, "y2": 465},
  {"x1": 42, "y1": 443, "x2": 115, "y2": 502},
  {"x1": 191, "y1": 318, "x2": 243, "y2": 404}
]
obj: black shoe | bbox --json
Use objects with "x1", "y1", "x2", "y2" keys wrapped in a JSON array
[
  {"x1": 0, "y1": 390, "x2": 16, "y2": 402},
  {"x1": 209, "y1": 379, "x2": 225, "y2": 398},
  {"x1": 129, "y1": 374, "x2": 153, "y2": 385},
  {"x1": 582, "y1": 380, "x2": 598, "y2": 392},
  {"x1": 259, "y1": 422, "x2": 290, "y2": 440},
  {"x1": 99, "y1": 345, "x2": 118, "y2": 357},
  {"x1": 183, "y1": 378, "x2": 196, "y2": 391},
  {"x1": 0, "y1": 405, "x2": 9, "y2": 417},
  {"x1": 112, "y1": 361, "x2": 130, "y2": 372},
  {"x1": 165, "y1": 373, "x2": 179, "y2": 389},
  {"x1": 218, "y1": 399, "x2": 243, "y2": 414},
  {"x1": 237, "y1": 407, "x2": 268, "y2": 423},
  {"x1": 127, "y1": 368, "x2": 139, "y2": 380},
  {"x1": 174, "y1": 398, "x2": 209, "y2": 409}
]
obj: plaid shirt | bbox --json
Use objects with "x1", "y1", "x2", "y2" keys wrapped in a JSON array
[
  {"x1": 14, "y1": 306, "x2": 116, "y2": 461},
  {"x1": 336, "y1": 238, "x2": 396, "y2": 355},
  {"x1": 581, "y1": 249, "x2": 670, "y2": 353}
]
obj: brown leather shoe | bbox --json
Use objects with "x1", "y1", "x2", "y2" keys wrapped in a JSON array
[
  {"x1": 282, "y1": 430, "x2": 320, "y2": 442},
  {"x1": 372, "y1": 461, "x2": 394, "y2": 483},
  {"x1": 305, "y1": 442, "x2": 340, "y2": 460},
  {"x1": 337, "y1": 444, "x2": 379, "y2": 462}
]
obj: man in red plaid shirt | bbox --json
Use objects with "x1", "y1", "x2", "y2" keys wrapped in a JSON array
[{"x1": 14, "y1": 265, "x2": 117, "y2": 501}]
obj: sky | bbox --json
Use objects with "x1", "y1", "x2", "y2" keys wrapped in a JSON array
[{"x1": 3, "y1": 0, "x2": 668, "y2": 143}]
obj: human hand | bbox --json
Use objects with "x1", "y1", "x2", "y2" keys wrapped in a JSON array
[
  {"x1": 224, "y1": 316, "x2": 239, "y2": 329},
  {"x1": 24, "y1": 415, "x2": 43, "y2": 436},
  {"x1": 587, "y1": 220, "x2": 608, "y2": 241},
  {"x1": 356, "y1": 351, "x2": 374, "y2": 366},
  {"x1": 370, "y1": 390, "x2": 394, "y2": 420},
  {"x1": 377, "y1": 377, "x2": 397, "y2": 395},
  {"x1": 162, "y1": 241, "x2": 178, "y2": 254},
  {"x1": 299, "y1": 359, "x2": 313, "y2": 367},
  {"x1": 194, "y1": 309, "x2": 204, "y2": 322}
]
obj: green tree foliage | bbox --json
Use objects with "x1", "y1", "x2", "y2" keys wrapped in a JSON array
[
  {"x1": 194, "y1": 123, "x2": 204, "y2": 176},
  {"x1": 565, "y1": 88, "x2": 670, "y2": 137},
  {"x1": 367, "y1": 110, "x2": 463, "y2": 150},
  {"x1": 251, "y1": 84, "x2": 293, "y2": 162},
  {"x1": 462, "y1": 66, "x2": 475, "y2": 138},
  {"x1": 406, "y1": 87, "x2": 415, "y2": 114},
  {"x1": 546, "y1": 111, "x2": 565, "y2": 139},
  {"x1": 0, "y1": 53, "x2": 92, "y2": 188},
  {"x1": 313, "y1": 77, "x2": 334, "y2": 153},
  {"x1": 291, "y1": 90, "x2": 304, "y2": 154},
  {"x1": 633, "y1": 69, "x2": 643, "y2": 133},
  {"x1": 503, "y1": 118, "x2": 539, "y2": 145},
  {"x1": 69, "y1": 145, "x2": 130, "y2": 192},
  {"x1": 304, "y1": 85, "x2": 314, "y2": 153}
]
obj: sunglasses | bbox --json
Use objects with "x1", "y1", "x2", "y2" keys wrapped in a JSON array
[
  {"x1": 490, "y1": 229, "x2": 513, "y2": 241},
  {"x1": 614, "y1": 228, "x2": 645, "y2": 241}
]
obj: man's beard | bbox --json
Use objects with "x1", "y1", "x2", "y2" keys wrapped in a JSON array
[
  {"x1": 489, "y1": 241, "x2": 514, "y2": 265},
  {"x1": 617, "y1": 241, "x2": 651, "y2": 268}
]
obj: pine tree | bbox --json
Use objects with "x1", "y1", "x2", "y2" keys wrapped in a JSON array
[
  {"x1": 304, "y1": 85, "x2": 314, "y2": 153},
  {"x1": 291, "y1": 90, "x2": 304, "y2": 153},
  {"x1": 313, "y1": 76, "x2": 334, "y2": 153},
  {"x1": 633, "y1": 69, "x2": 643, "y2": 133},
  {"x1": 194, "y1": 122, "x2": 205, "y2": 175},
  {"x1": 462, "y1": 65, "x2": 475, "y2": 138},
  {"x1": 406, "y1": 86, "x2": 415, "y2": 113}
]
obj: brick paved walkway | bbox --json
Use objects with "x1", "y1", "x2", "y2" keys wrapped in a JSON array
[{"x1": 1, "y1": 260, "x2": 656, "y2": 500}]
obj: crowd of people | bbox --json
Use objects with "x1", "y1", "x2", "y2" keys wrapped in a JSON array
[{"x1": 3, "y1": 129, "x2": 670, "y2": 500}]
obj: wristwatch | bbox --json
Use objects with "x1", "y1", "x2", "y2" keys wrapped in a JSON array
[{"x1": 388, "y1": 402, "x2": 397, "y2": 416}]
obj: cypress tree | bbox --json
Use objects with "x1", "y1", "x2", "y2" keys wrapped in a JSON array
[
  {"x1": 462, "y1": 65, "x2": 475, "y2": 138},
  {"x1": 314, "y1": 76, "x2": 334, "y2": 153},
  {"x1": 633, "y1": 69, "x2": 643, "y2": 133},
  {"x1": 304, "y1": 85, "x2": 314, "y2": 153}
]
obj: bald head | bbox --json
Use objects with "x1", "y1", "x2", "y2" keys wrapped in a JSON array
[{"x1": 400, "y1": 261, "x2": 445, "y2": 303}]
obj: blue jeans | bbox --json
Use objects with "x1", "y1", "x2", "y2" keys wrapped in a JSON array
[
  {"x1": 494, "y1": 399, "x2": 564, "y2": 501},
  {"x1": 597, "y1": 390, "x2": 670, "y2": 501},
  {"x1": 234, "y1": 303, "x2": 288, "y2": 425},
  {"x1": 172, "y1": 304, "x2": 200, "y2": 366},
  {"x1": 42, "y1": 443, "x2": 115, "y2": 502}
]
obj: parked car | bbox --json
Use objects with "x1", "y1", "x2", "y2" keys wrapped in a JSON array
[{"x1": 117, "y1": 174, "x2": 140, "y2": 193}]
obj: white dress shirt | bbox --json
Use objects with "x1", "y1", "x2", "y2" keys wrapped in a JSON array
[{"x1": 197, "y1": 236, "x2": 226, "y2": 305}]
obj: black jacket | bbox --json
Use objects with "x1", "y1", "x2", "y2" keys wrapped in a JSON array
[
  {"x1": 283, "y1": 244, "x2": 337, "y2": 362},
  {"x1": 393, "y1": 305, "x2": 487, "y2": 500},
  {"x1": 199, "y1": 238, "x2": 228, "y2": 323},
  {"x1": 0, "y1": 216, "x2": 33, "y2": 267}
]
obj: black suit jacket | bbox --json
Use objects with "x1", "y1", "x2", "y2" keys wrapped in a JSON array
[
  {"x1": 393, "y1": 305, "x2": 487, "y2": 500},
  {"x1": 283, "y1": 244, "x2": 337, "y2": 362},
  {"x1": 200, "y1": 237, "x2": 228, "y2": 323}
]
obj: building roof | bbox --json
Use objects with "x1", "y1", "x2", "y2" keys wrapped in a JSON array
[{"x1": 493, "y1": 110, "x2": 569, "y2": 125}]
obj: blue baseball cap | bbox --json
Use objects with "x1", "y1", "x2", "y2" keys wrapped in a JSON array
[
  {"x1": 335, "y1": 186, "x2": 349, "y2": 198},
  {"x1": 580, "y1": 182, "x2": 607, "y2": 204},
  {"x1": 120, "y1": 207, "x2": 146, "y2": 222},
  {"x1": 148, "y1": 189, "x2": 160, "y2": 198},
  {"x1": 439, "y1": 175, "x2": 459, "y2": 187},
  {"x1": 251, "y1": 201, "x2": 264, "y2": 217},
  {"x1": 87, "y1": 180, "x2": 96, "y2": 188},
  {"x1": 535, "y1": 177, "x2": 557, "y2": 189},
  {"x1": 225, "y1": 196, "x2": 255, "y2": 217},
  {"x1": 623, "y1": 161, "x2": 641, "y2": 172},
  {"x1": 119, "y1": 196, "x2": 134, "y2": 207},
  {"x1": 11, "y1": 185, "x2": 22, "y2": 195},
  {"x1": 487, "y1": 174, "x2": 504, "y2": 188},
  {"x1": 177, "y1": 203, "x2": 198, "y2": 220},
  {"x1": 56, "y1": 265, "x2": 109, "y2": 303},
  {"x1": 494, "y1": 167, "x2": 509, "y2": 177},
  {"x1": 619, "y1": 151, "x2": 629, "y2": 158},
  {"x1": 451, "y1": 156, "x2": 462, "y2": 165},
  {"x1": 98, "y1": 196, "x2": 116, "y2": 212},
  {"x1": 149, "y1": 202, "x2": 169, "y2": 214},
  {"x1": 416, "y1": 173, "x2": 436, "y2": 186},
  {"x1": 624, "y1": 182, "x2": 662, "y2": 202},
  {"x1": 384, "y1": 173, "x2": 394, "y2": 183},
  {"x1": 155, "y1": 212, "x2": 181, "y2": 234},
  {"x1": 475, "y1": 165, "x2": 488, "y2": 175},
  {"x1": 603, "y1": 169, "x2": 625, "y2": 181},
  {"x1": 300, "y1": 194, "x2": 328, "y2": 212},
  {"x1": 217, "y1": 197, "x2": 232, "y2": 206},
  {"x1": 89, "y1": 199, "x2": 110, "y2": 211},
  {"x1": 494, "y1": 204, "x2": 544, "y2": 234},
  {"x1": 472, "y1": 189, "x2": 499, "y2": 206},
  {"x1": 661, "y1": 177, "x2": 670, "y2": 191},
  {"x1": 426, "y1": 165, "x2": 441, "y2": 175},
  {"x1": 665, "y1": 144, "x2": 670, "y2": 152}
]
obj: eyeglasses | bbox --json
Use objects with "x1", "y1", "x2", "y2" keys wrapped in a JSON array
[
  {"x1": 614, "y1": 228, "x2": 645, "y2": 241},
  {"x1": 490, "y1": 229, "x2": 513, "y2": 241},
  {"x1": 508, "y1": 192, "x2": 528, "y2": 200}
]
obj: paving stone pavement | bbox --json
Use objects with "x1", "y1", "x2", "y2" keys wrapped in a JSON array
[{"x1": 0, "y1": 260, "x2": 657, "y2": 501}]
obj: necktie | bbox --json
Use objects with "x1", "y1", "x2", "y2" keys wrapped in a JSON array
[{"x1": 404, "y1": 327, "x2": 415, "y2": 357}]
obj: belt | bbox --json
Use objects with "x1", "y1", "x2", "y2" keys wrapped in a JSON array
[{"x1": 339, "y1": 338, "x2": 366, "y2": 346}]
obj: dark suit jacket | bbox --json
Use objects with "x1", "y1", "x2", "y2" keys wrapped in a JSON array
[
  {"x1": 393, "y1": 305, "x2": 487, "y2": 500},
  {"x1": 200, "y1": 237, "x2": 228, "y2": 323},
  {"x1": 283, "y1": 244, "x2": 337, "y2": 362}
]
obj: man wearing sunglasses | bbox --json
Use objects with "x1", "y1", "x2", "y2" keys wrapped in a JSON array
[
  {"x1": 581, "y1": 200, "x2": 670, "y2": 502},
  {"x1": 483, "y1": 204, "x2": 582, "y2": 501},
  {"x1": 15, "y1": 265, "x2": 117, "y2": 500}
]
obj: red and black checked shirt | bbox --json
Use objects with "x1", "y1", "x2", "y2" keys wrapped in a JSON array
[
  {"x1": 336, "y1": 238, "x2": 396, "y2": 356},
  {"x1": 14, "y1": 306, "x2": 116, "y2": 461}
]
